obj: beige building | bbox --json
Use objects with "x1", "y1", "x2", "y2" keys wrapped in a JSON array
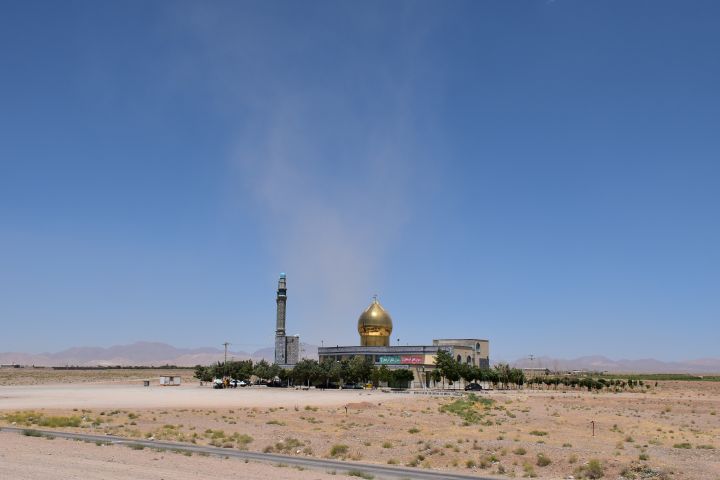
[{"x1": 318, "y1": 297, "x2": 490, "y2": 388}]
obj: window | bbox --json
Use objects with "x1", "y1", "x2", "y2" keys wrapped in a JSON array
[
  {"x1": 456, "y1": 354, "x2": 461, "y2": 363},
  {"x1": 467, "y1": 356, "x2": 472, "y2": 365},
  {"x1": 475, "y1": 342, "x2": 480, "y2": 351}
]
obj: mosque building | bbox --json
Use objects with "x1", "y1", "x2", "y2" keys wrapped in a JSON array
[{"x1": 318, "y1": 296, "x2": 489, "y2": 388}]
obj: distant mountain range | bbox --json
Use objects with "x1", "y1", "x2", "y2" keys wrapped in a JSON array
[
  {"x1": 0, "y1": 342, "x2": 276, "y2": 367},
  {"x1": 506, "y1": 355, "x2": 720, "y2": 374},
  {"x1": 0, "y1": 342, "x2": 717, "y2": 373}
]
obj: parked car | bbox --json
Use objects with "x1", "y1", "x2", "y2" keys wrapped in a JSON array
[
  {"x1": 213, "y1": 378, "x2": 224, "y2": 389},
  {"x1": 268, "y1": 380, "x2": 288, "y2": 388},
  {"x1": 342, "y1": 383, "x2": 364, "y2": 390},
  {"x1": 465, "y1": 383, "x2": 483, "y2": 391}
]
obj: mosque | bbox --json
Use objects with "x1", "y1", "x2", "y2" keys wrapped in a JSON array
[
  {"x1": 273, "y1": 273, "x2": 489, "y2": 387},
  {"x1": 318, "y1": 296, "x2": 490, "y2": 388}
]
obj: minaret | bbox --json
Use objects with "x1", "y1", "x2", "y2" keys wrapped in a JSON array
[
  {"x1": 274, "y1": 273, "x2": 287, "y2": 365},
  {"x1": 276, "y1": 273, "x2": 287, "y2": 336}
]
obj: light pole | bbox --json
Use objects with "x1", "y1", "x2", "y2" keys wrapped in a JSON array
[{"x1": 222, "y1": 342, "x2": 230, "y2": 383}]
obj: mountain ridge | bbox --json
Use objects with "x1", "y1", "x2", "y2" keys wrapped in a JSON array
[{"x1": 0, "y1": 342, "x2": 717, "y2": 373}]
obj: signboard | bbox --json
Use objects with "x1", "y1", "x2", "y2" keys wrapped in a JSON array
[
  {"x1": 378, "y1": 355, "x2": 424, "y2": 365},
  {"x1": 401, "y1": 355, "x2": 423, "y2": 365},
  {"x1": 379, "y1": 356, "x2": 400, "y2": 365}
]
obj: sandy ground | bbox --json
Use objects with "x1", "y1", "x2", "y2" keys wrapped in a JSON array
[
  {"x1": 0, "y1": 368, "x2": 196, "y2": 386},
  {"x1": 0, "y1": 431, "x2": 339, "y2": 480},
  {"x1": 1, "y1": 371, "x2": 719, "y2": 480},
  {"x1": 0, "y1": 383, "x2": 396, "y2": 410}
]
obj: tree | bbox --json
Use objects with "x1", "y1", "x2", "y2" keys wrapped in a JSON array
[
  {"x1": 494, "y1": 363, "x2": 511, "y2": 389},
  {"x1": 226, "y1": 360, "x2": 253, "y2": 381},
  {"x1": 317, "y1": 358, "x2": 342, "y2": 388},
  {"x1": 373, "y1": 364, "x2": 391, "y2": 386},
  {"x1": 291, "y1": 359, "x2": 319, "y2": 387},
  {"x1": 268, "y1": 363, "x2": 283, "y2": 381},
  {"x1": 345, "y1": 356, "x2": 373, "y2": 384},
  {"x1": 434, "y1": 350, "x2": 459, "y2": 389},
  {"x1": 458, "y1": 362, "x2": 473, "y2": 384},
  {"x1": 508, "y1": 368, "x2": 525, "y2": 389},
  {"x1": 194, "y1": 365, "x2": 213, "y2": 382},
  {"x1": 253, "y1": 360, "x2": 272, "y2": 382},
  {"x1": 430, "y1": 368, "x2": 442, "y2": 387},
  {"x1": 389, "y1": 369, "x2": 414, "y2": 389}
]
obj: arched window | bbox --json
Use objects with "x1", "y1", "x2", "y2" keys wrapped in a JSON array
[
  {"x1": 456, "y1": 354, "x2": 461, "y2": 363},
  {"x1": 467, "y1": 356, "x2": 472, "y2": 365},
  {"x1": 475, "y1": 342, "x2": 480, "y2": 351}
]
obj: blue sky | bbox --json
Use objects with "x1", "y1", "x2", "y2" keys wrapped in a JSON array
[{"x1": 1, "y1": 1, "x2": 718, "y2": 360}]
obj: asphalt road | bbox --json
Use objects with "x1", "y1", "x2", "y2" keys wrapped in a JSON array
[{"x1": 1, "y1": 426, "x2": 495, "y2": 480}]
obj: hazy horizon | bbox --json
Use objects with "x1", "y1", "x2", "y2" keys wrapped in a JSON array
[{"x1": 1, "y1": 1, "x2": 718, "y2": 361}]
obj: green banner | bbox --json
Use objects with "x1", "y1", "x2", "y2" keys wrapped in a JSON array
[{"x1": 379, "y1": 355, "x2": 400, "y2": 365}]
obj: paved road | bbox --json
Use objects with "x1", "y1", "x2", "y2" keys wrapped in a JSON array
[{"x1": 1, "y1": 426, "x2": 495, "y2": 480}]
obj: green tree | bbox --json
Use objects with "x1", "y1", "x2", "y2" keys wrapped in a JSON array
[
  {"x1": 317, "y1": 358, "x2": 342, "y2": 388},
  {"x1": 224, "y1": 359, "x2": 253, "y2": 381},
  {"x1": 430, "y1": 368, "x2": 442, "y2": 387},
  {"x1": 268, "y1": 363, "x2": 283, "y2": 381},
  {"x1": 345, "y1": 356, "x2": 373, "y2": 384},
  {"x1": 253, "y1": 360, "x2": 272, "y2": 381},
  {"x1": 291, "y1": 359, "x2": 319, "y2": 386},
  {"x1": 193, "y1": 365, "x2": 213, "y2": 382},
  {"x1": 389, "y1": 369, "x2": 414, "y2": 389},
  {"x1": 434, "y1": 349, "x2": 459, "y2": 389},
  {"x1": 375, "y1": 365, "x2": 391, "y2": 385},
  {"x1": 458, "y1": 362, "x2": 473, "y2": 384}
]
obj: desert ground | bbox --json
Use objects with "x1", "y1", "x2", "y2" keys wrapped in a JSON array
[{"x1": 1, "y1": 369, "x2": 718, "y2": 480}]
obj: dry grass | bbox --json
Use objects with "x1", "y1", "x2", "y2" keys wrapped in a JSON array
[{"x1": 1, "y1": 374, "x2": 718, "y2": 479}]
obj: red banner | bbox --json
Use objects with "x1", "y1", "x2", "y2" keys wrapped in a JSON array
[{"x1": 401, "y1": 355, "x2": 423, "y2": 365}]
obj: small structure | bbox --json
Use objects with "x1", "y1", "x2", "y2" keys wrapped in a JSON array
[{"x1": 159, "y1": 375, "x2": 181, "y2": 386}]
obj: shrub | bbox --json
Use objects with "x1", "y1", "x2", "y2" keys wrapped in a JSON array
[
  {"x1": 408, "y1": 427, "x2": 420, "y2": 434},
  {"x1": 639, "y1": 453, "x2": 649, "y2": 460},
  {"x1": 466, "y1": 459, "x2": 476, "y2": 468},
  {"x1": 536, "y1": 454, "x2": 551, "y2": 467},
  {"x1": 574, "y1": 459, "x2": 604, "y2": 479},
  {"x1": 439, "y1": 395, "x2": 494, "y2": 425},
  {"x1": 329, "y1": 444, "x2": 349, "y2": 457},
  {"x1": 5, "y1": 411, "x2": 83, "y2": 428},
  {"x1": 513, "y1": 447, "x2": 527, "y2": 455},
  {"x1": 234, "y1": 433, "x2": 253, "y2": 446},
  {"x1": 382, "y1": 441, "x2": 393, "y2": 448},
  {"x1": 347, "y1": 471, "x2": 373, "y2": 479},
  {"x1": 696, "y1": 444, "x2": 715, "y2": 449},
  {"x1": 274, "y1": 438, "x2": 303, "y2": 452},
  {"x1": 22, "y1": 429, "x2": 42, "y2": 437},
  {"x1": 673, "y1": 443, "x2": 692, "y2": 449},
  {"x1": 529, "y1": 430, "x2": 547, "y2": 436}
]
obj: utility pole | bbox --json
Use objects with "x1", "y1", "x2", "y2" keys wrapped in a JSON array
[
  {"x1": 222, "y1": 342, "x2": 230, "y2": 379},
  {"x1": 528, "y1": 354, "x2": 535, "y2": 389}
]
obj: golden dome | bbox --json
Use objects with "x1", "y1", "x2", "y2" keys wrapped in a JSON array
[{"x1": 357, "y1": 297, "x2": 393, "y2": 347}]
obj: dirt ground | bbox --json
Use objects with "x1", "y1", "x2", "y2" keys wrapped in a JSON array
[
  {"x1": 0, "y1": 367, "x2": 196, "y2": 386},
  {"x1": 0, "y1": 431, "x2": 339, "y2": 480},
  {"x1": 1, "y1": 370, "x2": 718, "y2": 480}
]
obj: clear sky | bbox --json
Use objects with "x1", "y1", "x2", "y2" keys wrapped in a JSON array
[{"x1": 1, "y1": 1, "x2": 718, "y2": 361}]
